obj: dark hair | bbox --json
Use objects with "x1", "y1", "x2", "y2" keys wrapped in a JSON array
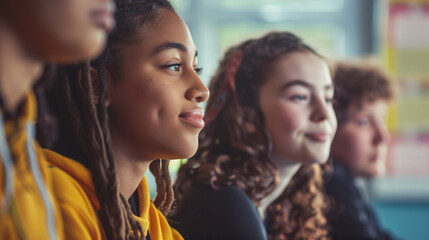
[
  {"x1": 333, "y1": 60, "x2": 394, "y2": 124},
  {"x1": 173, "y1": 32, "x2": 330, "y2": 239},
  {"x1": 45, "y1": 1, "x2": 175, "y2": 239}
]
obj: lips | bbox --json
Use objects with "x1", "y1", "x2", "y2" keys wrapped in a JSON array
[
  {"x1": 305, "y1": 132, "x2": 330, "y2": 142},
  {"x1": 90, "y1": 2, "x2": 116, "y2": 32},
  {"x1": 179, "y1": 108, "x2": 205, "y2": 129}
]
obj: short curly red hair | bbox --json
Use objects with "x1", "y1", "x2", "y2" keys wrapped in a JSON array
[{"x1": 333, "y1": 60, "x2": 395, "y2": 123}]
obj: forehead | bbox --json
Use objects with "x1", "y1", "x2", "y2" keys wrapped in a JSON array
[
  {"x1": 348, "y1": 99, "x2": 389, "y2": 116},
  {"x1": 140, "y1": 9, "x2": 196, "y2": 55},
  {"x1": 269, "y1": 51, "x2": 332, "y2": 87}
]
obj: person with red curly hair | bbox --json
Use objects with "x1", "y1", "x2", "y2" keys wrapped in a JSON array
[{"x1": 325, "y1": 61, "x2": 399, "y2": 240}]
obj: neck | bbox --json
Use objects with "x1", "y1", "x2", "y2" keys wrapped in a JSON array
[
  {"x1": 0, "y1": 22, "x2": 42, "y2": 114},
  {"x1": 258, "y1": 155, "x2": 301, "y2": 219},
  {"x1": 113, "y1": 143, "x2": 152, "y2": 200}
]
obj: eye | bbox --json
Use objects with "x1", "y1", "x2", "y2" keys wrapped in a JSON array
[
  {"x1": 164, "y1": 64, "x2": 181, "y2": 71},
  {"x1": 290, "y1": 95, "x2": 308, "y2": 102},
  {"x1": 325, "y1": 97, "x2": 334, "y2": 104},
  {"x1": 194, "y1": 67, "x2": 203, "y2": 75},
  {"x1": 357, "y1": 118, "x2": 370, "y2": 127}
]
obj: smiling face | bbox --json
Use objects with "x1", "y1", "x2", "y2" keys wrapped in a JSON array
[
  {"x1": 3, "y1": 0, "x2": 114, "y2": 62},
  {"x1": 331, "y1": 99, "x2": 390, "y2": 178},
  {"x1": 106, "y1": 9, "x2": 209, "y2": 161},
  {"x1": 258, "y1": 51, "x2": 337, "y2": 165}
]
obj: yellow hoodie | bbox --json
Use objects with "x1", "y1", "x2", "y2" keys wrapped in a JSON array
[
  {"x1": 44, "y1": 149, "x2": 183, "y2": 240},
  {"x1": 0, "y1": 92, "x2": 64, "y2": 240}
]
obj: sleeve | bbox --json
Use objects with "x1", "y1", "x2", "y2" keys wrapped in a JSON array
[
  {"x1": 58, "y1": 203, "x2": 102, "y2": 240},
  {"x1": 49, "y1": 167, "x2": 103, "y2": 240},
  {"x1": 148, "y1": 203, "x2": 184, "y2": 240},
  {"x1": 326, "y1": 177, "x2": 400, "y2": 240},
  {"x1": 172, "y1": 186, "x2": 268, "y2": 240}
]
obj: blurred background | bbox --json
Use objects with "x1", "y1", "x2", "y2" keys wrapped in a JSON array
[{"x1": 147, "y1": 0, "x2": 429, "y2": 239}]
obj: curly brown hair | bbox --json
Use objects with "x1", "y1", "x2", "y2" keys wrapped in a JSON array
[
  {"x1": 333, "y1": 60, "x2": 395, "y2": 124},
  {"x1": 173, "y1": 32, "x2": 330, "y2": 240}
]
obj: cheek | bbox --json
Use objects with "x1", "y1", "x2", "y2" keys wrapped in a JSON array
[
  {"x1": 111, "y1": 78, "x2": 146, "y2": 116},
  {"x1": 113, "y1": 78, "x2": 183, "y2": 134},
  {"x1": 328, "y1": 108, "x2": 338, "y2": 133},
  {"x1": 41, "y1": 1, "x2": 105, "y2": 59},
  {"x1": 342, "y1": 128, "x2": 371, "y2": 161},
  {"x1": 265, "y1": 104, "x2": 303, "y2": 145},
  {"x1": 333, "y1": 128, "x2": 357, "y2": 158}
]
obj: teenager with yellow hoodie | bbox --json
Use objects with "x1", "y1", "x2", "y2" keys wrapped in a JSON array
[
  {"x1": 0, "y1": 0, "x2": 113, "y2": 239},
  {"x1": 41, "y1": 0, "x2": 209, "y2": 239}
]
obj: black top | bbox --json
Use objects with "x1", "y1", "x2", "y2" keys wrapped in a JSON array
[
  {"x1": 324, "y1": 160, "x2": 400, "y2": 240},
  {"x1": 129, "y1": 191, "x2": 151, "y2": 240},
  {"x1": 170, "y1": 183, "x2": 268, "y2": 240}
]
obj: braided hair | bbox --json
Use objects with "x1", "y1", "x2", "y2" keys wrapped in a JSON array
[{"x1": 46, "y1": 1, "x2": 176, "y2": 239}]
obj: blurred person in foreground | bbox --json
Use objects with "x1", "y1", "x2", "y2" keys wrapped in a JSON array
[{"x1": 0, "y1": 0, "x2": 113, "y2": 239}]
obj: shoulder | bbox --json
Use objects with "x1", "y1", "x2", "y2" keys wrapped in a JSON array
[
  {"x1": 210, "y1": 184, "x2": 253, "y2": 204},
  {"x1": 324, "y1": 165, "x2": 358, "y2": 200},
  {"x1": 42, "y1": 149, "x2": 102, "y2": 239},
  {"x1": 176, "y1": 184, "x2": 258, "y2": 219},
  {"x1": 43, "y1": 149, "x2": 95, "y2": 203},
  {"x1": 145, "y1": 203, "x2": 183, "y2": 240},
  {"x1": 171, "y1": 184, "x2": 267, "y2": 240}
]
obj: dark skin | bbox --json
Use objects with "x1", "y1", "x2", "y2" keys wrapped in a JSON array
[
  {"x1": 0, "y1": 23, "x2": 42, "y2": 113},
  {"x1": 0, "y1": 0, "x2": 114, "y2": 113},
  {"x1": 91, "y1": 9, "x2": 209, "y2": 198}
]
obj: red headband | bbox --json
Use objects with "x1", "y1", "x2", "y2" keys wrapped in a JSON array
[{"x1": 204, "y1": 51, "x2": 243, "y2": 124}]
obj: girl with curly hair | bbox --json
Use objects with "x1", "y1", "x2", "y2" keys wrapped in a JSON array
[
  {"x1": 171, "y1": 32, "x2": 337, "y2": 240},
  {"x1": 39, "y1": 0, "x2": 208, "y2": 239}
]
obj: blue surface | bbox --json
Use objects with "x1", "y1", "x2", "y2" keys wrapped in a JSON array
[{"x1": 372, "y1": 202, "x2": 429, "y2": 240}]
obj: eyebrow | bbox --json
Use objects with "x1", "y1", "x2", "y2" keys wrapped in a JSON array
[
  {"x1": 153, "y1": 42, "x2": 198, "y2": 57},
  {"x1": 281, "y1": 79, "x2": 333, "y2": 91}
]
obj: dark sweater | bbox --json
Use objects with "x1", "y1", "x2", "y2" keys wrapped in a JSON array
[
  {"x1": 324, "y1": 160, "x2": 400, "y2": 240},
  {"x1": 170, "y1": 183, "x2": 268, "y2": 240}
]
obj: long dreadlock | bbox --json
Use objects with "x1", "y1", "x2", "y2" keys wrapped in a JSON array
[{"x1": 44, "y1": 0, "x2": 177, "y2": 239}]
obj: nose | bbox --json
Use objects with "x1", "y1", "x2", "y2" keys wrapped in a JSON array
[
  {"x1": 373, "y1": 122, "x2": 390, "y2": 145},
  {"x1": 185, "y1": 71, "x2": 210, "y2": 103},
  {"x1": 310, "y1": 96, "x2": 330, "y2": 122}
]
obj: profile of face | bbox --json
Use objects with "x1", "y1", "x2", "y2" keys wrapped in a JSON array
[
  {"x1": 331, "y1": 99, "x2": 390, "y2": 178},
  {"x1": 259, "y1": 52, "x2": 337, "y2": 165},
  {"x1": 4, "y1": 0, "x2": 114, "y2": 62},
  {"x1": 106, "y1": 9, "x2": 209, "y2": 161}
]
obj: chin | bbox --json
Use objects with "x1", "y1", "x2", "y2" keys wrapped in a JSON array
[
  {"x1": 309, "y1": 152, "x2": 330, "y2": 164},
  {"x1": 87, "y1": 37, "x2": 107, "y2": 59},
  {"x1": 174, "y1": 145, "x2": 198, "y2": 160},
  {"x1": 360, "y1": 169, "x2": 381, "y2": 179},
  {"x1": 373, "y1": 169, "x2": 386, "y2": 178},
  {"x1": 61, "y1": 38, "x2": 106, "y2": 62},
  {"x1": 301, "y1": 156, "x2": 327, "y2": 165},
  {"x1": 364, "y1": 172, "x2": 378, "y2": 179},
  {"x1": 183, "y1": 147, "x2": 198, "y2": 159}
]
